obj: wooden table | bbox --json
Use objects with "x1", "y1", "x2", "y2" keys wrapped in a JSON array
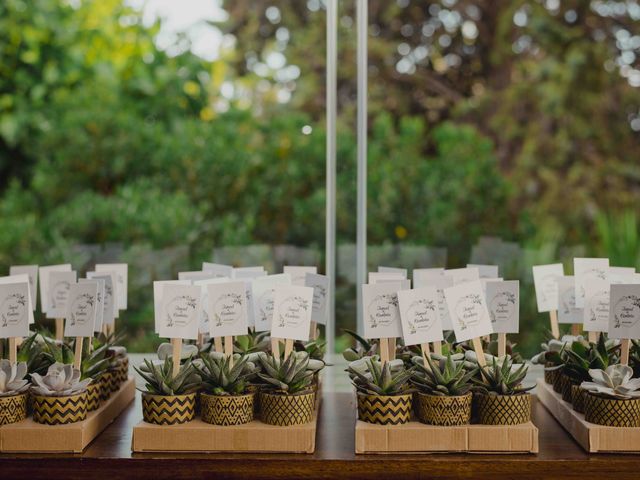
[{"x1": 2, "y1": 388, "x2": 639, "y2": 479}]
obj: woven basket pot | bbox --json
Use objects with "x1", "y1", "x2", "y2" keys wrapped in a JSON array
[
  {"x1": 560, "y1": 374, "x2": 576, "y2": 402},
  {"x1": 571, "y1": 384, "x2": 588, "y2": 414},
  {"x1": 201, "y1": 392, "x2": 254, "y2": 426},
  {"x1": 584, "y1": 393, "x2": 640, "y2": 427},
  {"x1": 552, "y1": 369, "x2": 564, "y2": 393},
  {"x1": 356, "y1": 393, "x2": 412, "y2": 426},
  {"x1": 86, "y1": 381, "x2": 103, "y2": 412},
  {"x1": 142, "y1": 392, "x2": 197, "y2": 425},
  {"x1": 32, "y1": 392, "x2": 88, "y2": 425},
  {"x1": 544, "y1": 363, "x2": 560, "y2": 385},
  {"x1": 260, "y1": 391, "x2": 316, "y2": 426},
  {"x1": 415, "y1": 392, "x2": 471, "y2": 426},
  {"x1": 475, "y1": 393, "x2": 532, "y2": 425},
  {"x1": 0, "y1": 392, "x2": 28, "y2": 426}
]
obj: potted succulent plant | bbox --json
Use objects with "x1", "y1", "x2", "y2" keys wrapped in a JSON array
[
  {"x1": 80, "y1": 343, "x2": 111, "y2": 411},
  {"x1": 531, "y1": 336, "x2": 572, "y2": 388},
  {"x1": 135, "y1": 357, "x2": 201, "y2": 425},
  {"x1": 256, "y1": 351, "x2": 324, "y2": 426},
  {"x1": 30, "y1": 362, "x2": 92, "y2": 425},
  {"x1": 341, "y1": 329, "x2": 377, "y2": 361},
  {"x1": 347, "y1": 357, "x2": 414, "y2": 425},
  {"x1": 581, "y1": 365, "x2": 640, "y2": 427},
  {"x1": 411, "y1": 353, "x2": 477, "y2": 426},
  {"x1": 0, "y1": 360, "x2": 30, "y2": 425},
  {"x1": 195, "y1": 352, "x2": 258, "y2": 426},
  {"x1": 472, "y1": 357, "x2": 534, "y2": 425}
]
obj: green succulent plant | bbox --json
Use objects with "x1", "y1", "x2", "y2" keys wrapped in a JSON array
[
  {"x1": 628, "y1": 339, "x2": 640, "y2": 378},
  {"x1": 231, "y1": 330, "x2": 270, "y2": 355},
  {"x1": 347, "y1": 358, "x2": 414, "y2": 396},
  {"x1": 411, "y1": 354, "x2": 477, "y2": 397},
  {"x1": 80, "y1": 343, "x2": 111, "y2": 381},
  {"x1": 134, "y1": 358, "x2": 201, "y2": 396},
  {"x1": 195, "y1": 353, "x2": 257, "y2": 396},
  {"x1": 256, "y1": 352, "x2": 321, "y2": 394},
  {"x1": 563, "y1": 334, "x2": 618, "y2": 384},
  {"x1": 17, "y1": 332, "x2": 74, "y2": 376},
  {"x1": 294, "y1": 339, "x2": 326, "y2": 361},
  {"x1": 341, "y1": 328, "x2": 377, "y2": 361},
  {"x1": 473, "y1": 357, "x2": 534, "y2": 396}
]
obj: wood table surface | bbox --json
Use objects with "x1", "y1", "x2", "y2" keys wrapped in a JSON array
[{"x1": 2, "y1": 386, "x2": 639, "y2": 479}]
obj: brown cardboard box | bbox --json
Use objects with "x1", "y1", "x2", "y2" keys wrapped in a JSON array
[
  {"x1": 0, "y1": 377, "x2": 135, "y2": 453},
  {"x1": 537, "y1": 378, "x2": 640, "y2": 453}
]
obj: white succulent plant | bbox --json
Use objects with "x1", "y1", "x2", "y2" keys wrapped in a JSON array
[
  {"x1": 30, "y1": 362, "x2": 92, "y2": 397},
  {"x1": 581, "y1": 365, "x2": 640, "y2": 400},
  {"x1": 0, "y1": 360, "x2": 29, "y2": 397}
]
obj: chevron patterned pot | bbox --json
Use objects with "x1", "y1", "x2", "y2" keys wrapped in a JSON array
[
  {"x1": 544, "y1": 363, "x2": 560, "y2": 385},
  {"x1": 86, "y1": 381, "x2": 103, "y2": 412},
  {"x1": 415, "y1": 392, "x2": 472, "y2": 426},
  {"x1": 260, "y1": 391, "x2": 316, "y2": 426},
  {"x1": 32, "y1": 392, "x2": 88, "y2": 425},
  {"x1": 584, "y1": 393, "x2": 640, "y2": 427},
  {"x1": 201, "y1": 392, "x2": 254, "y2": 426},
  {"x1": 475, "y1": 393, "x2": 531, "y2": 425},
  {"x1": 99, "y1": 371, "x2": 116, "y2": 401},
  {"x1": 142, "y1": 393, "x2": 197, "y2": 425},
  {"x1": 114, "y1": 357, "x2": 129, "y2": 386},
  {"x1": 0, "y1": 393, "x2": 28, "y2": 426},
  {"x1": 356, "y1": 393, "x2": 412, "y2": 425},
  {"x1": 571, "y1": 384, "x2": 588, "y2": 414}
]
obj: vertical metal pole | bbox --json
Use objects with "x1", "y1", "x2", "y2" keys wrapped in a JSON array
[
  {"x1": 326, "y1": 0, "x2": 337, "y2": 354},
  {"x1": 356, "y1": 0, "x2": 367, "y2": 335}
]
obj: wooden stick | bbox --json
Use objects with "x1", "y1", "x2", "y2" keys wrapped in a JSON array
[
  {"x1": 284, "y1": 338, "x2": 294, "y2": 360},
  {"x1": 309, "y1": 321, "x2": 317, "y2": 340},
  {"x1": 432, "y1": 340, "x2": 442, "y2": 355},
  {"x1": 549, "y1": 310, "x2": 560, "y2": 339},
  {"x1": 621, "y1": 338, "x2": 631, "y2": 366},
  {"x1": 197, "y1": 333, "x2": 204, "y2": 348},
  {"x1": 588, "y1": 331, "x2": 597, "y2": 343},
  {"x1": 497, "y1": 333, "x2": 507, "y2": 358},
  {"x1": 388, "y1": 338, "x2": 396, "y2": 360},
  {"x1": 73, "y1": 337, "x2": 83, "y2": 371},
  {"x1": 379, "y1": 337, "x2": 389, "y2": 364},
  {"x1": 171, "y1": 338, "x2": 181, "y2": 377},
  {"x1": 271, "y1": 337, "x2": 281, "y2": 360},
  {"x1": 214, "y1": 336, "x2": 223, "y2": 353},
  {"x1": 571, "y1": 323, "x2": 581, "y2": 336},
  {"x1": 420, "y1": 343, "x2": 430, "y2": 369},
  {"x1": 471, "y1": 337, "x2": 486, "y2": 367},
  {"x1": 9, "y1": 338, "x2": 17, "y2": 364},
  {"x1": 224, "y1": 335, "x2": 234, "y2": 368},
  {"x1": 55, "y1": 318, "x2": 64, "y2": 341}
]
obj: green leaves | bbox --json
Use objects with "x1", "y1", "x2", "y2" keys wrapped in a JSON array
[
  {"x1": 134, "y1": 357, "x2": 201, "y2": 396},
  {"x1": 195, "y1": 353, "x2": 256, "y2": 396},
  {"x1": 411, "y1": 354, "x2": 477, "y2": 397},
  {"x1": 473, "y1": 357, "x2": 534, "y2": 396},
  {"x1": 347, "y1": 358, "x2": 414, "y2": 396},
  {"x1": 256, "y1": 352, "x2": 316, "y2": 395}
]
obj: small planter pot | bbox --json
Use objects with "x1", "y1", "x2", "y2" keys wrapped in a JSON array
[
  {"x1": 560, "y1": 374, "x2": 575, "y2": 402},
  {"x1": 200, "y1": 392, "x2": 254, "y2": 426},
  {"x1": 260, "y1": 390, "x2": 316, "y2": 426},
  {"x1": 544, "y1": 363, "x2": 560, "y2": 385},
  {"x1": 584, "y1": 393, "x2": 640, "y2": 427},
  {"x1": 552, "y1": 369, "x2": 564, "y2": 393},
  {"x1": 247, "y1": 385, "x2": 261, "y2": 414},
  {"x1": 415, "y1": 392, "x2": 471, "y2": 426},
  {"x1": 99, "y1": 371, "x2": 116, "y2": 401},
  {"x1": 32, "y1": 392, "x2": 88, "y2": 425},
  {"x1": 86, "y1": 380, "x2": 103, "y2": 412},
  {"x1": 356, "y1": 392, "x2": 412, "y2": 425},
  {"x1": 571, "y1": 384, "x2": 588, "y2": 414},
  {"x1": 115, "y1": 357, "x2": 129, "y2": 386},
  {"x1": 142, "y1": 392, "x2": 197, "y2": 425},
  {"x1": 475, "y1": 393, "x2": 532, "y2": 425},
  {"x1": 0, "y1": 392, "x2": 28, "y2": 426}
]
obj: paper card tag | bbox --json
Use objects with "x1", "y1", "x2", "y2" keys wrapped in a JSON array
[
  {"x1": 377, "y1": 278, "x2": 411, "y2": 290},
  {"x1": 486, "y1": 280, "x2": 519, "y2": 334},
  {"x1": 368, "y1": 272, "x2": 405, "y2": 284},
  {"x1": 0, "y1": 282, "x2": 30, "y2": 338},
  {"x1": 47, "y1": 271, "x2": 77, "y2": 319},
  {"x1": 64, "y1": 282, "x2": 98, "y2": 338},
  {"x1": 39, "y1": 264, "x2": 72, "y2": 313},
  {"x1": 79, "y1": 279, "x2": 104, "y2": 332},
  {"x1": 271, "y1": 285, "x2": 314, "y2": 341},
  {"x1": 420, "y1": 275, "x2": 454, "y2": 330},
  {"x1": 208, "y1": 281, "x2": 248, "y2": 338},
  {"x1": 532, "y1": 264, "x2": 564, "y2": 312},
  {"x1": 252, "y1": 274, "x2": 292, "y2": 332},
  {"x1": 556, "y1": 276, "x2": 582, "y2": 324},
  {"x1": 153, "y1": 280, "x2": 190, "y2": 333},
  {"x1": 202, "y1": 262, "x2": 234, "y2": 278},
  {"x1": 242, "y1": 280, "x2": 257, "y2": 328},
  {"x1": 283, "y1": 266, "x2": 318, "y2": 286},
  {"x1": 574, "y1": 258, "x2": 609, "y2": 308},
  {"x1": 583, "y1": 278, "x2": 610, "y2": 332},
  {"x1": 480, "y1": 278, "x2": 503, "y2": 296},
  {"x1": 444, "y1": 280, "x2": 493, "y2": 342},
  {"x1": 608, "y1": 267, "x2": 637, "y2": 285},
  {"x1": 467, "y1": 264, "x2": 499, "y2": 279},
  {"x1": 609, "y1": 284, "x2": 640, "y2": 339},
  {"x1": 178, "y1": 271, "x2": 217, "y2": 282},
  {"x1": 397, "y1": 287, "x2": 443, "y2": 346},
  {"x1": 9, "y1": 265, "x2": 38, "y2": 311},
  {"x1": 158, "y1": 284, "x2": 201, "y2": 340},
  {"x1": 445, "y1": 267, "x2": 480, "y2": 285},
  {"x1": 87, "y1": 272, "x2": 116, "y2": 325},
  {"x1": 305, "y1": 273, "x2": 329, "y2": 325},
  {"x1": 0, "y1": 275, "x2": 35, "y2": 325},
  {"x1": 95, "y1": 264, "x2": 128, "y2": 310},
  {"x1": 362, "y1": 283, "x2": 403, "y2": 340},
  {"x1": 378, "y1": 266, "x2": 408, "y2": 278},
  {"x1": 413, "y1": 268, "x2": 444, "y2": 288},
  {"x1": 194, "y1": 278, "x2": 230, "y2": 334},
  {"x1": 233, "y1": 266, "x2": 267, "y2": 278},
  {"x1": 233, "y1": 269, "x2": 267, "y2": 280}
]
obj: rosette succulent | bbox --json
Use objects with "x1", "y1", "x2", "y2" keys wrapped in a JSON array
[
  {"x1": 581, "y1": 365, "x2": 640, "y2": 400},
  {"x1": 195, "y1": 352, "x2": 258, "y2": 396},
  {"x1": 134, "y1": 357, "x2": 201, "y2": 396},
  {"x1": 347, "y1": 357, "x2": 414, "y2": 396},
  {"x1": 256, "y1": 351, "x2": 324, "y2": 394},
  {"x1": 563, "y1": 334, "x2": 617, "y2": 384},
  {"x1": 411, "y1": 354, "x2": 477, "y2": 397},
  {"x1": 0, "y1": 360, "x2": 29, "y2": 397},
  {"x1": 30, "y1": 362, "x2": 92, "y2": 397},
  {"x1": 472, "y1": 356, "x2": 534, "y2": 395}
]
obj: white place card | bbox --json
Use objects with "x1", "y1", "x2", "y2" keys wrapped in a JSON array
[
  {"x1": 153, "y1": 280, "x2": 190, "y2": 333},
  {"x1": 0, "y1": 282, "x2": 30, "y2": 338},
  {"x1": 283, "y1": 266, "x2": 318, "y2": 286},
  {"x1": 64, "y1": 282, "x2": 98, "y2": 338},
  {"x1": 233, "y1": 269, "x2": 267, "y2": 280},
  {"x1": 467, "y1": 264, "x2": 499, "y2": 279},
  {"x1": 444, "y1": 280, "x2": 493, "y2": 343},
  {"x1": 87, "y1": 272, "x2": 116, "y2": 325},
  {"x1": 202, "y1": 262, "x2": 234, "y2": 278},
  {"x1": 368, "y1": 272, "x2": 404, "y2": 284},
  {"x1": 574, "y1": 258, "x2": 609, "y2": 308},
  {"x1": 609, "y1": 284, "x2": 640, "y2": 339},
  {"x1": 422, "y1": 274, "x2": 453, "y2": 331},
  {"x1": 608, "y1": 267, "x2": 636, "y2": 285},
  {"x1": 445, "y1": 267, "x2": 480, "y2": 286},
  {"x1": 0, "y1": 275, "x2": 35, "y2": 325},
  {"x1": 532, "y1": 263, "x2": 564, "y2": 312},
  {"x1": 271, "y1": 285, "x2": 314, "y2": 341},
  {"x1": 47, "y1": 271, "x2": 77, "y2": 319},
  {"x1": 556, "y1": 276, "x2": 582, "y2": 324},
  {"x1": 397, "y1": 287, "x2": 443, "y2": 346},
  {"x1": 413, "y1": 268, "x2": 444, "y2": 288},
  {"x1": 208, "y1": 281, "x2": 248, "y2": 338},
  {"x1": 486, "y1": 280, "x2": 519, "y2": 334},
  {"x1": 583, "y1": 278, "x2": 610, "y2": 332},
  {"x1": 305, "y1": 273, "x2": 329, "y2": 325},
  {"x1": 377, "y1": 278, "x2": 411, "y2": 290},
  {"x1": 194, "y1": 278, "x2": 230, "y2": 334},
  {"x1": 9, "y1": 265, "x2": 38, "y2": 310},
  {"x1": 362, "y1": 282, "x2": 403, "y2": 340},
  {"x1": 95, "y1": 263, "x2": 128, "y2": 310},
  {"x1": 39, "y1": 264, "x2": 72, "y2": 313},
  {"x1": 252, "y1": 274, "x2": 292, "y2": 332},
  {"x1": 234, "y1": 266, "x2": 267, "y2": 278},
  {"x1": 178, "y1": 271, "x2": 217, "y2": 282},
  {"x1": 378, "y1": 266, "x2": 408, "y2": 278},
  {"x1": 158, "y1": 284, "x2": 201, "y2": 340},
  {"x1": 79, "y1": 279, "x2": 104, "y2": 332}
]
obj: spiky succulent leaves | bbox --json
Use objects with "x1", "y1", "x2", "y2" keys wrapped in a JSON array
[
  {"x1": 80, "y1": 343, "x2": 110, "y2": 381},
  {"x1": 341, "y1": 328, "x2": 377, "y2": 361},
  {"x1": 256, "y1": 353, "x2": 314, "y2": 394},
  {"x1": 294, "y1": 340, "x2": 326, "y2": 361},
  {"x1": 232, "y1": 331, "x2": 270, "y2": 355},
  {"x1": 134, "y1": 358, "x2": 201, "y2": 396},
  {"x1": 473, "y1": 357, "x2": 534, "y2": 395},
  {"x1": 347, "y1": 358, "x2": 414, "y2": 396},
  {"x1": 411, "y1": 354, "x2": 477, "y2": 396},
  {"x1": 195, "y1": 354, "x2": 255, "y2": 395}
]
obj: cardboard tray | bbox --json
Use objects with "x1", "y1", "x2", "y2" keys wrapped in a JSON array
[
  {"x1": 0, "y1": 377, "x2": 135, "y2": 453},
  {"x1": 537, "y1": 378, "x2": 640, "y2": 453}
]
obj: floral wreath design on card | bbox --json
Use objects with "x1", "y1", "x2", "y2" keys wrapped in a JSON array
[
  {"x1": 540, "y1": 274, "x2": 557, "y2": 303},
  {"x1": 277, "y1": 295, "x2": 310, "y2": 328},
  {"x1": 454, "y1": 293, "x2": 483, "y2": 330},
  {"x1": 489, "y1": 291, "x2": 516, "y2": 324},
  {"x1": 587, "y1": 289, "x2": 609, "y2": 324},
  {"x1": 69, "y1": 293, "x2": 95, "y2": 326},
  {"x1": 1, "y1": 293, "x2": 27, "y2": 328},
  {"x1": 258, "y1": 290, "x2": 275, "y2": 325},
  {"x1": 50, "y1": 280, "x2": 71, "y2": 308},
  {"x1": 313, "y1": 285, "x2": 327, "y2": 309},
  {"x1": 367, "y1": 294, "x2": 399, "y2": 329},
  {"x1": 213, "y1": 292, "x2": 243, "y2": 327},
  {"x1": 560, "y1": 287, "x2": 575, "y2": 315},
  {"x1": 405, "y1": 298, "x2": 436, "y2": 335},
  {"x1": 613, "y1": 295, "x2": 640, "y2": 329},
  {"x1": 165, "y1": 295, "x2": 197, "y2": 328}
]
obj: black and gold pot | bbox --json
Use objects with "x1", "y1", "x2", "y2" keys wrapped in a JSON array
[
  {"x1": 114, "y1": 357, "x2": 129, "y2": 386},
  {"x1": 475, "y1": 393, "x2": 532, "y2": 425},
  {"x1": 99, "y1": 371, "x2": 116, "y2": 401},
  {"x1": 415, "y1": 392, "x2": 471, "y2": 426},
  {"x1": 571, "y1": 384, "x2": 588, "y2": 414},
  {"x1": 552, "y1": 369, "x2": 564, "y2": 393},
  {"x1": 260, "y1": 390, "x2": 316, "y2": 426},
  {"x1": 544, "y1": 362, "x2": 560, "y2": 385},
  {"x1": 142, "y1": 392, "x2": 197, "y2": 425},
  {"x1": 32, "y1": 392, "x2": 88, "y2": 425},
  {"x1": 560, "y1": 374, "x2": 576, "y2": 402},
  {"x1": 247, "y1": 385, "x2": 261, "y2": 414},
  {"x1": 0, "y1": 392, "x2": 28, "y2": 426},
  {"x1": 86, "y1": 380, "x2": 103, "y2": 412},
  {"x1": 356, "y1": 392, "x2": 412, "y2": 425},
  {"x1": 200, "y1": 392, "x2": 254, "y2": 426},
  {"x1": 584, "y1": 393, "x2": 640, "y2": 427}
]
